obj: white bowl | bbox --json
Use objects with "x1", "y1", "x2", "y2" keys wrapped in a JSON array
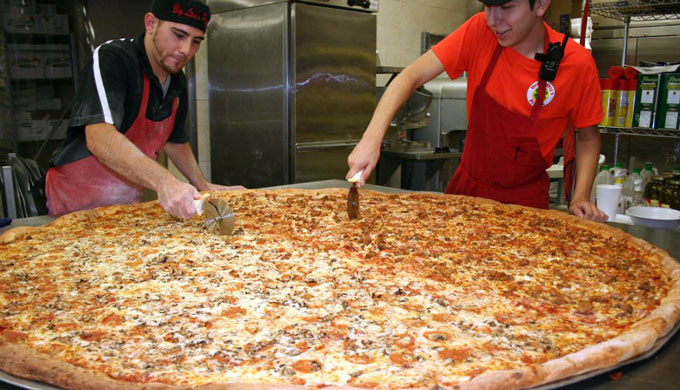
[{"x1": 625, "y1": 207, "x2": 680, "y2": 230}]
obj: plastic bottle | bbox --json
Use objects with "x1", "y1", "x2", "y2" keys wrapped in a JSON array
[
  {"x1": 630, "y1": 178, "x2": 645, "y2": 208},
  {"x1": 590, "y1": 164, "x2": 613, "y2": 203},
  {"x1": 622, "y1": 168, "x2": 641, "y2": 210},
  {"x1": 640, "y1": 162, "x2": 655, "y2": 187},
  {"x1": 610, "y1": 162, "x2": 627, "y2": 182}
]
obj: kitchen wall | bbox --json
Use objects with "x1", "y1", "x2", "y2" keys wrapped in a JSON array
[
  {"x1": 84, "y1": 0, "x2": 150, "y2": 49},
  {"x1": 194, "y1": 0, "x2": 482, "y2": 184},
  {"x1": 376, "y1": 0, "x2": 482, "y2": 68}
]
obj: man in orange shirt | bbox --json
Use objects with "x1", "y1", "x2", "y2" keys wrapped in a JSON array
[{"x1": 346, "y1": 0, "x2": 607, "y2": 221}]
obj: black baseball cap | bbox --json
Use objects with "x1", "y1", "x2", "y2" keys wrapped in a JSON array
[
  {"x1": 151, "y1": 0, "x2": 211, "y2": 32},
  {"x1": 479, "y1": 0, "x2": 513, "y2": 4}
]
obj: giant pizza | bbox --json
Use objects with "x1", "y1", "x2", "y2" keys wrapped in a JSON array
[{"x1": 1, "y1": 188, "x2": 679, "y2": 390}]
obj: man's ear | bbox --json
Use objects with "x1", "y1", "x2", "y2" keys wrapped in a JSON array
[
  {"x1": 535, "y1": 0, "x2": 552, "y2": 17},
  {"x1": 144, "y1": 12, "x2": 158, "y2": 33}
]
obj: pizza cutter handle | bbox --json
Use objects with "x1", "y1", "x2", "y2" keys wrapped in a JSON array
[
  {"x1": 348, "y1": 169, "x2": 365, "y2": 184},
  {"x1": 194, "y1": 194, "x2": 210, "y2": 216}
]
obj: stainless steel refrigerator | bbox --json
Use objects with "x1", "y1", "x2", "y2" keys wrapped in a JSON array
[{"x1": 207, "y1": 0, "x2": 378, "y2": 188}]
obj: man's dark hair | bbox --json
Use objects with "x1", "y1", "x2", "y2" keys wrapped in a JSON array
[{"x1": 529, "y1": 0, "x2": 536, "y2": 10}]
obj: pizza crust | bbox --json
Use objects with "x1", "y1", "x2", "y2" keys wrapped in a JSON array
[
  {"x1": 0, "y1": 340, "x2": 325, "y2": 390},
  {"x1": 0, "y1": 226, "x2": 42, "y2": 244},
  {"x1": 1, "y1": 189, "x2": 679, "y2": 390},
  {"x1": 0, "y1": 339, "x2": 181, "y2": 390}
]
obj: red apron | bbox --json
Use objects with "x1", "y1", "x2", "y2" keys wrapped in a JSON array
[
  {"x1": 46, "y1": 73, "x2": 178, "y2": 215},
  {"x1": 445, "y1": 42, "x2": 554, "y2": 209}
]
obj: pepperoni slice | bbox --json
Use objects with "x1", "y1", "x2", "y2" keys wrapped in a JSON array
[
  {"x1": 438, "y1": 347, "x2": 471, "y2": 361},
  {"x1": 389, "y1": 352, "x2": 416, "y2": 366},
  {"x1": 80, "y1": 330, "x2": 107, "y2": 342},
  {"x1": 291, "y1": 359, "x2": 323, "y2": 373}
]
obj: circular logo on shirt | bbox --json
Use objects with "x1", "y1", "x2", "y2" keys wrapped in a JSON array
[{"x1": 526, "y1": 81, "x2": 555, "y2": 107}]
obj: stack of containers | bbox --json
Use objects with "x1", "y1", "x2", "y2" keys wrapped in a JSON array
[
  {"x1": 631, "y1": 69, "x2": 680, "y2": 130},
  {"x1": 601, "y1": 66, "x2": 638, "y2": 128}
]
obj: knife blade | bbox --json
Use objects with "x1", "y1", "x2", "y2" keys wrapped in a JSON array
[
  {"x1": 194, "y1": 195, "x2": 235, "y2": 235},
  {"x1": 347, "y1": 169, "x2": 364, "y2": 220}
]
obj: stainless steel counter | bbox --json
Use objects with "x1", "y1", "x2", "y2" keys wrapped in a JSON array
[
  {"x1": 1, "y1": 181, "x2": 679, "y2": 390},
  {"x1": 381, "y1": 149, "x2": 462, "y2": 161}
]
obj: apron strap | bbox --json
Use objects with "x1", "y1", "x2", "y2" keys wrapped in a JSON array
[
  {"x1": 529, "y1": 30, "x2": 551, "y2": 121},
  {"x1": 479, "y1": 44, "x2": 503, "y2": 88},
  {"x1": 530, "y1": 80, "x2": 547, "y2": 121}
]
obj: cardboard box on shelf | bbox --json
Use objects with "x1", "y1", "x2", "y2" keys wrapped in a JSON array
[
  {"x1": 16, "y1": 120, "x2": 48, "y2": 142},
  {"x1": 7, "y1": 44, "x2": 71, "y2": 80},
  {"x1": 16, "y1": 119, "x2": 66, "y2": 142},
  {"x1": 657, "y1": 73, "x2": 680, "y2": 130},
  {"x1": 3, "y1": 11, "x2": 40, "y2": 34},
  {"x1": 632, "y1": 74, "x2": 662, "y2": 129},
  {"x1": 39, "y1": 14, "x2": 68, "y2": 35},
  {"x1": 8, "y1": 52, "x2": 43, "y2": 79},
  {"x1": 43, "y1": 54, "x2": 71, "y2": 78}
]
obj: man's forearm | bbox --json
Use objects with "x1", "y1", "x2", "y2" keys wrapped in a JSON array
[
  {"x1": 572, "y1": 126, "x2": 601, "y2": 203},
  {"x1": 164, "y1": 142, "x2": 210, "y2": 191},
  {"x1": 85, "y1": 123, "x2": 176, "y2": 192}
]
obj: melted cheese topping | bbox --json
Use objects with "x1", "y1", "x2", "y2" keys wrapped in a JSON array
[{"x1": 0, "y1": 190, "x2": 673, "y2": 389}]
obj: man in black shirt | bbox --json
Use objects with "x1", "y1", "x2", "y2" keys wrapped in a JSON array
[{"x1": 46, "y1": 0, "x2": 240, "y2": 218}]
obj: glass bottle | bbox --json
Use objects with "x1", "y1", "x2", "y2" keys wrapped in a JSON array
[
  {"x1": 660, "y1": 179, "x2": 680, "y2": 210},
  {"x1": 644, "y1": 176, "x2": 667, "y2": 207}
]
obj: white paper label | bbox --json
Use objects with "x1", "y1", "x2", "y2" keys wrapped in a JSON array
[
  {"x1": 641, "y1": 89, "x2": 655, "y2": 104},
  {"x1": 640, "y1": 110, "x2": 652, "y2": 127},
  {"x1": 665, "y1": 111, "x2": 678, "y2": 129},
  {"x1": 668, "y1": 89, "x2": 680, "y2": 105}
]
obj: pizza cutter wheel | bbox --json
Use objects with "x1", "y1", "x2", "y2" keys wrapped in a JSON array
[{"x1": 194, "y1": 195, "x2": 235, "y2": 235}]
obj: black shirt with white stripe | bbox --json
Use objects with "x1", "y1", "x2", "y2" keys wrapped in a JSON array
[{"x1": 49, "y1": 33, "x2": 188, "y2": 167}]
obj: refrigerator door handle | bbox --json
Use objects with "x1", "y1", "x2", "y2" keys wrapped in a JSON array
[{"x1": 295, "y1": 140, "x2": 360, "y2": 152}]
